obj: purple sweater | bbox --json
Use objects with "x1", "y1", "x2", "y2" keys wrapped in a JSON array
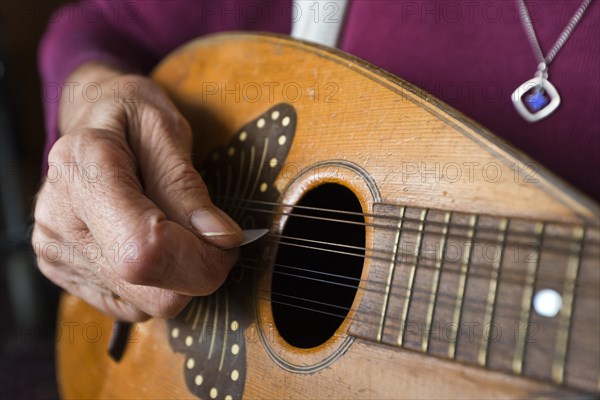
[{"x1": 39, "y1": 0, "x2": 600, "y2": 200}]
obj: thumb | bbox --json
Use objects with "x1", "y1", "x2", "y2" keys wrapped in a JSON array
[{"x1": 135, "y1": 112, "x2": 242, "y2": 249}]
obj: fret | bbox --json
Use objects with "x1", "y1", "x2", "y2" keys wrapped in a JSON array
[
  {"x1": 524, "y1": 223, "x2": 581, "y2": 385},
  {"x1": 376, "y1": 206, "x2": 405, "y2": 342},
  {"x1": 397, "y1": 209, "x2": 428, "y2": 346},
  {"x1": 348, "y1": 203, "x2": 410, "y2": 341},
  {"x1": 455, "y1": 215, "x2": 508, "y2": 364},
  {"x1": 551, "y1": 226, "x2": 584, "y2": 385},
  {"x1": 422, "y1": 211, "x2": 451, "y2": 353},
  {"x1": 564, "y1": 225, "x2": 600, "y2": 392},
  {"x1": 447, "y1": 214, "x2": 478, "y2": 359},
  {"x1": 477, "y1": 218, "x2": 509, "y2": 367},
  {"x1": 512, "y1": 222, "x2": 545, "y2": 375},
  {"x1": 402, "y1": 209, "x2": 451, "y2": 352},
  {"x1": 484, "y1": 219, "x2": 542, "y2": 374},
  {"x1": 427, "y1": 212, "x2": 472, "y2": 358},
  {"x1": 380, "y1": 207, "x2": 431, "y2": 347}
]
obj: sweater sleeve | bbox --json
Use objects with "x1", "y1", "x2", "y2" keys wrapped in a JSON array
[
  {"x1": 38, "y1": 1, "x2": 156, "y2": 173},
  {"x1": 38, "y1": 0, "x2": 292, "y2": 174}
]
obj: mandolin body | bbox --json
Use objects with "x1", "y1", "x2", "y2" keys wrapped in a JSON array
[{"x1": 57, "y1": 33, "x2": 599, "y2": 399}]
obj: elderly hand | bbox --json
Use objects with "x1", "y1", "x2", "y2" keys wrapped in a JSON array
[{"x1": 32, "y1": 63, "x2": 243, "y2": 321}]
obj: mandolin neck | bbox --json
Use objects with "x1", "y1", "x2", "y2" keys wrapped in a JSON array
[{"x1": 349, "y1": 203, "x2": 599, "y2": 393}]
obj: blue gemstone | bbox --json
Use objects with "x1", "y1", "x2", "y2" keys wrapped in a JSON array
[{"x1": 525, "y1": 90, "x2": 550, "y2": 113}]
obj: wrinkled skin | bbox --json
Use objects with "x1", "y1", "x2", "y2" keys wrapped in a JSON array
[{"x1": 32, "y1": 63, "x2": 243, "y2": 321}]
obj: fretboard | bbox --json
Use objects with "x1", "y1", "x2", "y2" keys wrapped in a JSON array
[{"x1": 349, "y1": 204, "x2": 599, "y2": 393}]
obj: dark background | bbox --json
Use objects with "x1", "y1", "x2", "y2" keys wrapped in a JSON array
[{"x1": 1, "y1": 1, "x2": 67, "y2": 398}]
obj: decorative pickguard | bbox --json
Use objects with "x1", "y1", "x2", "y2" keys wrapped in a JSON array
[{"x1": 167, "y1": 103, "x2": 297, "y2": 400}]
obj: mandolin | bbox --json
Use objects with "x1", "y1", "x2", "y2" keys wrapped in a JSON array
[{"x1": 56, "y1": 33, "x2": 599, "y2": 399}]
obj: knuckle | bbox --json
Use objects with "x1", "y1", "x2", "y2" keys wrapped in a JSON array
[
  {"x1": 35, "y1": 257, "x2": 74, "y2": 292},
  {"x1": 114, "y1": 240, "x2": 163, "y2": 286},
  {"x1": 32, "y1": 188, "x2": 56, "y2": 226},
  {"x1": 47, "y1": 134, "x2": 75, "y2": 164},
  {"x1": 30, "y1": 230, "x2": 44, "y2": 259},
  {"x1": 113, "y1": 220, "x2": 172, "y2": 286},
  {"x1": 36, "y1": 258, "x2": 55, "y2": 279},
  {"x1": 55, "y1": 128, "x2": 127, "y2": 162}
]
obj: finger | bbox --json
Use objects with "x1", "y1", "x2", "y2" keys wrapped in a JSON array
[
  {"x1": 128, "y1": 97, "x2": 243, "y2": 249},
  {"x1": 50, "y1": 130, "x2": 238, "y2": 295},
  {"x1": 32, "y1": 231, "x2": 150, "y2": 322},
  {"x1": 32, "y1": 208, "x2": 189, "y2": 321}
]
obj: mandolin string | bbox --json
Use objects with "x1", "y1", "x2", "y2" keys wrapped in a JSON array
[
  {"x1": 239, "y1": 209, "x2": 598, "y2": 265},
  {"x1": 229, "y1": 263, "x2": 599, "y2": 363},
  {"x1": 225, "y1": 196, "x2": 594, "y2": 235},
  {"x1": 232, "y1": 222, "x2": 598, "y2": 300},
  {"x1": 218, "y1": 202, "x2": 599, "y2": 259},
  {"x1": 221, "y1": 268, "x2": 590, "y2": 361},
  {"x1": 237, "y1": 247, "x2": 599, "y2": 295},
  {"x1": 230, "y1": 240, "x2": 598, "y2": 349},
  {"x1": 228, "y1": 196, "x2": 588, "y2": 232},
  {"x1": 263, "y1": 295, "x2": 593, "y2": 365},
  {"x1": 270, "y1": 232, "x2": 599, "y2": 269},
  {"x1": 235, "y1": 260, "x2": 531, "y2": 320},
  {"x1": 215, "y1": 195, "x2": 599, "y2": 246},
  {"x1": 236, "y1": 274, "x2": 573, "y2": 356},
  {"x1": 233, "y1": 259, "x2": 596, "y2": 319},
  {"x1": 266, "y1": 240, "x2": 582, "y2": 290},
  {"x1": 244, "y1": 246, "x2": 598, "y2": 317},
  {"x1": 224, "y1": 217, "x2": 598, "y2": 315},
  {"x1": 243, "y1": 224, "x2": 598, "y2": 279}
]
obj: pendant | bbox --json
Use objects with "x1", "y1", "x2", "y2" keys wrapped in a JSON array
[{"x1": 511, "y1": 75, "x2": 561, "y2": 123}]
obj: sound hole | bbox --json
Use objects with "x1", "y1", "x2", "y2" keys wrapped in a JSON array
[{"x1": 272, "y1": 184, "x2": 365, "y2": 348}]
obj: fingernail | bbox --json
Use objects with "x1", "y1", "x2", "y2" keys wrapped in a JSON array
[{"x1": 190, "y1": 208, "x2": 240, "y2": 240}]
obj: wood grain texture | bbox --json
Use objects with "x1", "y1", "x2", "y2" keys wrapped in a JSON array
[{"x1": 57, "y1": 33, "x2": 599, "y2": 399}]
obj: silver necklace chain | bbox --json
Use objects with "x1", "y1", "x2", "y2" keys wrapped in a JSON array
[
  {"x1": 517, "y1": 0, "x2": 593, "y2": 71},
  {"x1": 512, "y1": 0, "x2": 594, "y2": 122}
]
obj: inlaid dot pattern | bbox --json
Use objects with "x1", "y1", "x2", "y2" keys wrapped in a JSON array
[
  {"x1": 231, "y1": 369, "x2": 239, "y2": 381},
  {"x1": 269, "y1": 157, "x2": 278, "y2": 168},
  {"x1": 171, "y1": 327, "x2": 180, "y2": 338},
  {"x1": 260, "y1": 183, "x2": 268, "y2": 193},
  {"x1": 534, "y1": 289, "x2": 562, "y2": 317},
  {"x1": 257, "y1": 118, "x2": 265, "y2": 128},
  {"x1": 210, "y1": 388, "x2": 218, "y2": 399},
  {"x1": 278, "y1": 135, "x2": 287, "y2": 145},
  {"x1": 239, "y1": 131, "x2": 247, "y2": 141},
  {"x1": 185, "y1": 336, "x2": 193, "y2": 347},
  {"x1": 186, "y1": 358, "x2": 195, "y2": 369},
  {"x1": 195, "y1": 374, "x2": 203, "y2": 386},
  {"x1": 228, "y1": 147, "x2": 235, "y2": 156},
  {"x1": 282, "y1": 116, "x2": 290, "y2": 126},
  {"x1": 230, "y1": 320, "x2": 239, "y2": 331},
  {"x1": 231, "y1": 344, "x2": 240, "y2": 355},
  {"x1": 271, "y1": 110, "x2": 280, "y2": 120},
  {"x1": 225, "y1": 396, "x2": 233, "y2": 400}
]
